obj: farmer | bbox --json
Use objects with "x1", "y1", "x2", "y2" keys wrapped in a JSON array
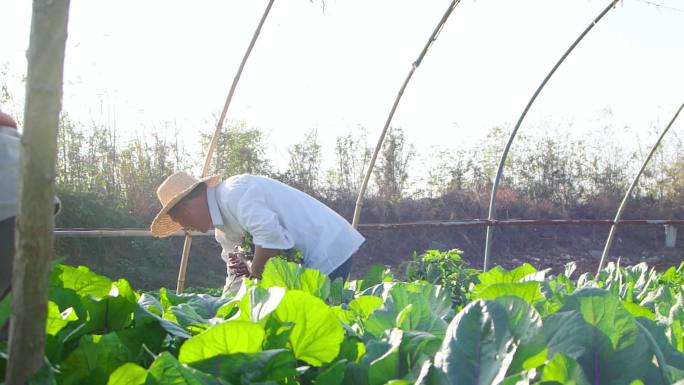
[
  {"x1": 150, "y1": 172, "x2": 365, "y2": 291},
  {"x1": 0, "y1": 108, "x2": 61, "y2": 302},
  {"x1": 0, "y1": 108, "x2": 20, "y2": 301}
]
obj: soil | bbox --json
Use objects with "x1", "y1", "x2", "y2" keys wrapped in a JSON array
[
  {"x1": 57, "y1": 223, "x2": 683, "y2": 290},
  {"x1": 351, "y1": 224, "x2": 684, "y2": 278}
]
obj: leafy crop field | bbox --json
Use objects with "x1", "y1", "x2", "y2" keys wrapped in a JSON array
[{"x1": 1, "y1": 251, "x2": 683, "y2": 385}]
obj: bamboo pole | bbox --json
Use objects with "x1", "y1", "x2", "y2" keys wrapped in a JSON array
[
  {"x1": 175, "y1": 232, "x2": 193, "y2": 294},
  {"x1": 7, "y1": 0, "x2": 70, "y2": 383},
  {"x1": 352, "y1": 0, "x2": 461, "y2": 229},
  {"x1": 52, "y1": 219, "x2": 684, "y2": 237},
  {"x1": 483, "y1": 0, "x2": 619, "y2": 271},
  {"x1": 597, "y1": 102, "x2": 684, "y2": 274},
  {"x1": 176, "y1": 0, "x2": 275, "y2": 294}
]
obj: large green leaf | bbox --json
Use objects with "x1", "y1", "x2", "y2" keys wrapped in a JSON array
[
  {"x1": 138, "y1": 293, "x2": 164, "y2": 316},
  {"x1": 333, "y1": 305, "x2": 355, "y2": 326},
  {"x1": 214, "y1": 299, "x2": 240, "y2": 319},
  {"x1": 274, "y1": 289, "x2": 344, "y2": 366},
  {"x1": 146, "y1": 352, "x2": 223, "y2": 385},
  {"x1": 494, "y1": 296, "x2": 546, "y2": 374},
  {"x1": 0, "y1": 295, "x2": 10, "y2": 330},
  {"x1": 261, "y1": 258, "x2": 301, "y2": 288},
  {"x1": 168, "y1": 303, "x2": 214, "y2": 334},
  {"x1": 46, "y1": 301, "x2": 78, "y2": 336},
  {"x1": 329, "y1": 277, "x2": 349, "y2": 306},
  {"x1": 135, "y1": 304, "x2": 191, "y2": 339},
  {"x1": 367, "y1": 329, "x2": 403, "y2": 385},
  {"x1": 641, "y1": 286, "x2": 677, "y2": 320},
  {"x1": 624, "y1": 302, "x2": 656, "y2": 320},
  {"x1": 472, "y1": 264, "x2": 538, "y2": 293},
  {"x1": 474, "y1": 282, "x2": 545, "y2": 305},
  {"x1": 182, "y1": 294, "x2": 232, "y2": 319},
  {"x1": 358, "y1": 265, "x2": 393, "y2": 292},
  {"x1": 80, "y1": 279, "x2": 138, "y2": 335},
  {"x1": 543, "y1": 310, "x2": 591, "y2": 360},
  {"x1": 262, "y1": 316, "x2": 295, "y2": 350},
  {"x1": 399, "y1": 331, "x2": 442, "y2": 383},
  {"x1": 49, "y1": 264, "x2": 115, "y2": 322},
  {"x1": 315, "y1": 358, "x2": 348, "y2": 385},
  {"x1": 159, "y1": 287, "x2": 192, "y2": 310},
  {"x1": 58, "y1": 333, "x2": 132, "y2": 385},
  {"x1": 635, "y1": 317, "x2": 684, "y2": 382},
  {"x1": 189, "y1": 349, "x2": 297, "y2": 384},
  {"x1": 337, "y1": 335, "x2": 366, "y2": 363},
  {"x1": 51, "y1": 264, "x2": 113, "y2": 298},
  {"x1": 300, "y1": 268, "x2": 331, "y2": 300},
  {"x1": 546, "y1": 289, "x2": 657, "y2": 385},
  {"x1": 433, "y1": 299, "x2": 516, "y2": 385},
  {"x1": 106, "y1": 362, "x2": 147, "y2": 385},
  {"x1": 349, "y1": 296, "x2": 384, "y2": 320},
  {"x1": 539, "y1": 353, "x2": 591, "y2": 385},
  {"x1": 336, "y1": 295, "x2": 384, "y2": 328},
  {"x1": 156, "y1": 289, "x2": 231, "y2": 324},
  {"x1": 236, "y1": 286, "x2": 286, "y2": 323},
  {"x1": 178, "y1": 320, "x2": 265, "y2": 363},
  {"x1": 260, "y1": 258, "x2": 331, "y2": 299},
  {"x1": 116, "y1": 320, "x2": 167, "y2": 363},
  {"x1": 365, "y1": 283, "x2": 451, "y2": 338},
  {"x1": 499, "y1": 371, "x2": 537, "y2": 385},
  {"x1": 664, "y1": 293, "x2": 684, "y2": 351}
]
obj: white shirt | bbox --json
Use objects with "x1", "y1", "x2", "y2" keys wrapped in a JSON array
[
  {"x1": 0, "y1": 126, "x2": 21, "y2": 222},
  {"x1": 208, "y1": 174, "x2": 365, "y2": 275}
]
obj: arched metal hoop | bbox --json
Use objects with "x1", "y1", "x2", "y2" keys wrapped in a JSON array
[
  {"x1": 352, "y1": 0, "x2": 461, "y2": 228},
  {"x1": 597, "y1": 102, "x2": 684, "y2": 274},
  {"x1": 483, "y1": 0, "x2": 620, "y2": 271}
]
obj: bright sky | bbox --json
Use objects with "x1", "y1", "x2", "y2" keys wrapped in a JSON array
[{"x1": 2, "y1": 0, "x2": 684, "y2": 172}]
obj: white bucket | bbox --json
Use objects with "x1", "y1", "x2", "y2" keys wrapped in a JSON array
[{"x1": 664, "y1": 225, "x2": 677, "y2": 248}]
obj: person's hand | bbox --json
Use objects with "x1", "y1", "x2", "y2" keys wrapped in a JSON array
[{"x1": 228, "y1": 246, "x2": 250, "y2": 277}]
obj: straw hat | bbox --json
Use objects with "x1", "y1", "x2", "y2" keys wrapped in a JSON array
[{"x1": 150, "y1": 171, "x2": 221, "y2": 237}]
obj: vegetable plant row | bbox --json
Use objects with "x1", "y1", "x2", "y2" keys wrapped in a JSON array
[{"x1": 1, "y1": 250, "x2": 683, "y2": 385}]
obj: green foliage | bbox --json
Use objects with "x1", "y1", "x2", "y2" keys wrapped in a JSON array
[
  {"x1": 183, "y1": 287, "x2": 223, "y2": 297},
  {"x1": 178, "y1": 321, "x2": 265, "y2": 363},
  {"x1": 4, "y1": 257, "x2": 684, "y2": 385},
  {"x1": 201, "y1": 121, "x2": 272, "y2": 179},
  {"x1": 50, "y1": 116, "x2": 684, "y2": 296},
  {"x1": 432, "y1": 300, "x2": 517, "y2": 385},
  {"x1": 45, "y1": 301, "x2": 78, "y2": 336},
  {"x1": 405, "y1": 249, "x2": 478, "y2": 308},
  {"x1": 274, "y1": 289, "x2": 344, "y2": 366},
  {"x1": 373, "y1": 127, "x2": 415, "y2": 201},
  {"x1": 0, "y1": 295, "x2": 10, "y2": 330},
  {"x1": 261, "y1": 258, "x2": 330, "y2": 299},
  {"x1": 107, "y1": 362, "x2": 148, "y2": 385},
  {"x1": 284, "y1": 129, "x2": 323, "y2": 194}
]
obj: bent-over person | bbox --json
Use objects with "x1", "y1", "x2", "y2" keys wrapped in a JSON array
[{"x1": 150, "y1": 172, "x2": 365, "y2": 292}]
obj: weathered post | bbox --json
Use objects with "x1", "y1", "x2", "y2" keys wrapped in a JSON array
[{"x1": 6, "y1": 0, "x2": 70, "y2": 383}]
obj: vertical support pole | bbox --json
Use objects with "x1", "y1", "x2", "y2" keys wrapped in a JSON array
[{"x1": 176, "y1": 234, "x2": 192, "y2": 294}]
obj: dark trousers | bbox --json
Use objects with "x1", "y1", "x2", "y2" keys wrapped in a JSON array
[
  {"x1": 0, "y1": 216, "x2": 15, "y2": 301},
  {"x1": 328, "y1": 256, "x2": 353, "y2": 282},
  {"x1": 1, "y1": 216, "x2": 15, "y2": 341}
]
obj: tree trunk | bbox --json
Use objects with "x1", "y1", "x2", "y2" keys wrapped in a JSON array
[{"x1": 6, "y1": 1, "x2": 70, "y2": 384}]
